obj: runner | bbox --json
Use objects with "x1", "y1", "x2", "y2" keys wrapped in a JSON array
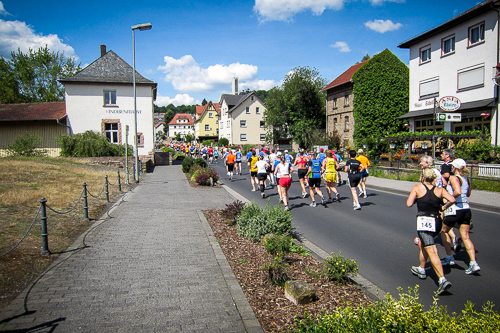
[
  {"x1": 440, "y1": 148, "x2": 454, "y2": 187},
  {"x1": 306, "y1": 151, "x2": 326, "y2": 207},
  {"x1": 344, "y1": 150, "x2": 365, "y2": 210},
  {"x1": 294, "y1": 149, "x2": 309, "y2": 198},
  {"x1": 273, "y1": 151, "x2": 283, "y2": 202},
  {"x1": 356, "y1": 149, "x2": 371, "y2": 198},
  {"x1": 208, "y1": 146, "x2": 214, "y2": 164},
  {"x1": 201, "y1": 146, "x2": 208, "y2": 162},
  {"x1": 234, "y1": 149, "x2": 243, "y2": 175},
  {"x1": 226, "y1": 150, "x2": 236, "y2": 181},
  {"x1": 248, "y1": 150, "x2": 259, "y2": 191},
  {"x1": 263, "y1": 149, "x2": 273, "y2": 188},
  {"x1": 269, "y1": 149, "x2": 278, "y2": 185},
  {"x1": 334, "y1": 150, "x2": 343, "y2": 186},
  {"x1": 255, "y1": 155, "x2": 270, "y2": 198},
  {"x1": 223, "y1": 148, "x2": 231, "y2": 174},
  {"x1": 284, "y1": 150, "x2": 294, "y2": 165},
  {"x1": 317, "y1": 148, "x2": 326, "y2": 165},
  {"x1": 322, "y1": 150, "x2": 341, "y2": 203},
  {"x1": 275, "y1": 155, "x2": 295, "y2": 211},
  {"x1": 246, "y1": 149, "x2": 253, "y2": 173},
  {"x1": 440, "y1": 159, "x2": 481, "y2": 275},
  {"x1": 407, "y1": 167, "x2": 456, "y2": 295},
  {"x1": 214, "y1": 149, "x2": 219, "y2": 163}
]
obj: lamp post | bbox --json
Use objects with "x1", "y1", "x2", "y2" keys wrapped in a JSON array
[{"x1": 132, "y1": 22, "x2": 152, "y2": 183}]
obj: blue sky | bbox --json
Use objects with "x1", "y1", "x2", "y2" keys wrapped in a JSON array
[{"x1": 0, "y1": 0, "x2": 481, "y2": 106}]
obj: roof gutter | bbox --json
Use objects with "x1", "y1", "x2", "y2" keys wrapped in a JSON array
[{"x1": 56, "y1": 114, "x2": 72, "y2": 134}]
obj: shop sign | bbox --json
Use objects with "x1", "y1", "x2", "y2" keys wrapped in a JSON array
[{"x1": 439, "y1": 96, "x2": 461, "y2": 111}]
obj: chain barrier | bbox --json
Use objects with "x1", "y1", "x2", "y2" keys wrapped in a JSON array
[
  {"x1": 0, "y1": 206, "x2": 41, "y2": 259},
  {"x1": 87, "y1": 181, "x2": 106, "y2": 199},
  {"x1": 46, "y1": 189, "x2": 85, "y2": 215}
]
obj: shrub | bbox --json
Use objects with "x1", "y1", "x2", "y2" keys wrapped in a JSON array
[
  {"x1": 262, "y1": 234, "x2": 292, "y2": 255},
  {"x1": 195, "y1": 172, "x2": 210, "y2": 186},
  {"x1": 290, "y1": 286, "x2": 500, "y2": 332},
  {"x1": 190, "y1": 166, "x2": 204, "y2": 181},
  {"x1": 57, "y1": 130, "x2": 131, "y2": 157},
  {"x1": 194, "y1": 157, "x2": 208, "y2": 169},
  {"x1": 219, "y1": 138, "x2": 229, "y2": 147},
  {"x1": 181, "y1": 157, "x2": 195, "y2": 173},
  {"x1": 7, "y1": 132, "x2": 47, "y2": 157},
  {"x1": 236, "y1": 201, "x2": 293, "y2": 242},
  {"x1": 173, "y1": 152, "x2": 185, "y2": 160},
  {"x1": 221, "y1": 200, "x2": 246, "y2": 226},
  {"x1": 261, "y1": 254, "x2": 290, "y2": 286},
  {"x1": 161, "y1": 147, "x2": 174, "y2": 153},
  {"x1": 205, "y1": 167, "x2": 219, "y2": 183},
  {"x1": 322, "y1": 252, "x2": 359, "y2": 284},
  {"x1": 202, "y1": 139, "x2": 213, "y2": 146}
]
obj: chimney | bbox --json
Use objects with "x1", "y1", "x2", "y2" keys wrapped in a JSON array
[
  {"x1": 232, "y1": 77, "x2": 238, "y2": 95},
  {"x1": 100, "y1": 45, "x2": 106, "y2": 57}
]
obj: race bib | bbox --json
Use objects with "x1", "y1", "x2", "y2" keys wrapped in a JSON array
[
  {"x1": 444, "y1": 205, "x2": 457, "y2": 216},
  {"x1": 417, "y1": 216, "x2": 436, "y2": 232}
]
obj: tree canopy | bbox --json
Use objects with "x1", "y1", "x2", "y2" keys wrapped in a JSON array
[
  {"x1": 264, "y1": 66, "x2": 326, "y2": 148},
  {"x1": 0, "y1": 46, "x2": 80, "y2": 103}
]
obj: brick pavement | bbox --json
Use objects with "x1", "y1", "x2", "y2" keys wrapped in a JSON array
[{"x1": 0, "y1": 165, "x2": 263, "y2": 332}]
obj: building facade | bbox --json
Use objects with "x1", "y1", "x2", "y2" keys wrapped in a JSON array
[
  {"x1": 168, "y1": 113, "x2": 194, "y2": 140},
  {"x1": 59, "y1": 45, "x2": 157, "y2": 158},
  {"x1": 193, "y1": 102, "x2": 220, "y2": 142},
  {"x1": 398, "y1": 0, "x2": 500, "y2": 146}
]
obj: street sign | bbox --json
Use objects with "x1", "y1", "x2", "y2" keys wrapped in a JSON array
[
  {"x1": 436, "y1": 112, "x2": 462, "y2": 122},
  {"x1": 436, "y1": 113, "x2": 446, "y2": 122},
  {"x1": 439, "y1": 96, "x2": 461, "y2": 111}
]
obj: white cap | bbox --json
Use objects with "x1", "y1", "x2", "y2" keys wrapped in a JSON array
[
  {"x1": 277, "y1": 151, "x2": 283, "y2": 156},
  {"x1": 451, "y1": 158, "x2": 466, "y2": 169},
  {"x1": 284, "y1": 150, "x2": 288, "y2": 153}
]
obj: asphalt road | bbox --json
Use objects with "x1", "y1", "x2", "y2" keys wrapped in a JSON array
[{"x1": 210, "y1": 159, "x2": 500, "y2": 314}]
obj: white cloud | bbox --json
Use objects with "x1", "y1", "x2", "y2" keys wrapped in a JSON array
[
  {"x1": 364, "y1": 19, "x2": 403, "y2": 33},
  {"x1": 369, "y1": 0, "x2": 405, "y2": 5},
  {"x1": 0, "y1": 1, "x2": 11, "y2": 16},
  {"x1": 330, "y1": 41, "x2": 351, "y2": 52},
  {"x1": 239, "y1": 79, "x2": 279, "y2": 91},
  {"x1": 155, "y1": 93, "x2": 197, "y2": 107},
  {"x1": 157, "y1": 54, "x2": 277, "y2": 93},
  {"x1": 0, "y1": 19, "x2": 78, "y2": 60},
  {"x1": 254, "y1": 0, "x2": 345, "y2": 22}
]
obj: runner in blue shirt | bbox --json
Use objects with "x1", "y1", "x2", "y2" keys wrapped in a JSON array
[{"x1": 235, "y1": 149, "x2": 243, "y2": 175}]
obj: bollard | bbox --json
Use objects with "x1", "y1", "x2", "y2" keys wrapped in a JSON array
[
  {"x1": 39, "y1": 198, "x2": 50, "y2": 255},
  {"x1": 118, "y1": 171, "x2": 122, "y2": 192},
  {"x1": 105, "y1": 175, "x2": 110, "y2": 203},
  {"x1": 83, "y1": 183, "x2": 89, "y2": 221}
]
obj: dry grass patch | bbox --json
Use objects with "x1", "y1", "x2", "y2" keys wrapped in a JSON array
[{"x1": 0, "y1": 156, "x2": 135, "y2": 308}]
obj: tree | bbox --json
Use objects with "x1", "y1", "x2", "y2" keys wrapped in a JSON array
[
  {"x1": 184, "y1": 134, "x2": 194, "y2": 143},
  {"x1": 264, "y1": 66, "x2": 326, "y2": 149},
  {"x1": 1, "y1": 46, "x2": 81, "y2": 103},
  {"x1": 352, "y1": 49, "x2": 409, "y2": 145},
  {"x1": 360, "y1": 54, "x2": 371, "y2": 62},
  {"x1": 0, "y1": 58, "x2": 24, "y2": 103},
  {"x1": 164, "y1": 109, "x2": 176, "y2": 125},
  {"x1": 201, "y1": 98, "x2": 207, "y2": 106}
]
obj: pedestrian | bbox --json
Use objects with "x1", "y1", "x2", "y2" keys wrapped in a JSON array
[
  {"x1": 334, "y1": 150, "x2": 343, "y2": 186},
  {"x1": 306, "y1": 151, "x2": 326, "y2": 207},
  {"x1": 255, "y1": 155, "x2": 270, "y2": 198},
  {"x1": 344, "y1": 150, "x2": 365, "y2": 210},
  {"x1": 226, "y1": 150, "x2": 236, "y2": 181},
  {"x1": 356, "y1": 149, "x2": 370, "y2": 198},
  {"x1": 214, "y1": 149, "x2": 219, "y2": 163},
  {"x1": 208, "y1": 146, "x2": 213, "y2": 164},
  {"x1": 440, "y1": 159, "x2": 480, "y2": 275},
  {"x1": 235, "y1": 149, "x2": 242, "y2": 175},
  {"x1": 273, "y1": 151, "x2": 283, "y2": 202},
  {"x1": 322, "y1": 150, "x2": 341, "y2": 203},
  {"x1": 275, "y1": 155, "x2": 294, "y2": 211},
  {"x1": 407, "y1": 167, "x2": 456, "y2": 295},
  {"x1": 246, "y1": 149, "x2": 253, "y2": 173},
  {"x1": 248, "y1": 150, "x2": 259, "y2": 191},
  {"x1": 294, "y1": 149, "x2": 309, "y2": 198}
]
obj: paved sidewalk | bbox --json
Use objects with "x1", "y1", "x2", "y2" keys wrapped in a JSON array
[{"x1": 0, "y1": 165, "x2": 263, "y2": 332}]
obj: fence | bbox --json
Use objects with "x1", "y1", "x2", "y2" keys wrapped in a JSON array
[{"x1": 0, "y1": 171, "x2": 129, "y2": 258}]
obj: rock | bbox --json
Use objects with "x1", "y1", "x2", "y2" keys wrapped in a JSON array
[{"x1": 284, "y1": 280, "x2": 316, "y2": 305}]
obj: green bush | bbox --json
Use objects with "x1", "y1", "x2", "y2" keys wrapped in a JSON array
[
  {"x1": 57, "y1": 131, "x2": 131, "y2": 157},
  {"x1": 261, "y1": 254, "x2": 290, "y2": 286},
  {"x1": 236, "y1": 201, "x2": 293, "y2": 242},
  {"x1": 290, "y1": 286, "x2": 500, "y2": 333},
  {"x1": 455, "y1": 139, "x2": 500, "y2": 163},
  {"x1": 218, "y1": 138, "x2": 229, "y2": 147},
  {"x1": 161, "y1": 147, "x2": 174, "y2": 153},
  {"x1": 194, "y1": 157, "x2": 208, "y2": 169},
  {"x1": 195, "y1": 172, "x2": 210, "y2": 185},
  {"x1": 242, "y1": 144, "x2": 256, "y2": 154},
  {"x1": 202, "y1": 139, "x2": 213, "y2": 146},
  {"x1": 181, "y1": 157, "x2": 195, "y2": 173},
  {"x1": 173, "y1": 152, "x2": 185, "y2": 160},
  {"x1": 7, "y1": 132, "x2": 47, "y2": 157},
  {"x1": 322, "y1": 252, "x2": 359, "y2": 284},
  {"x1": 262, "y1": 234, "x2": 292, "y2": 255}
]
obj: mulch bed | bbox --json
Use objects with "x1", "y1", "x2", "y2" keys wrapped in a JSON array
[{"x1": 204, "y1": 209, "x2": 372, "y2": 332}]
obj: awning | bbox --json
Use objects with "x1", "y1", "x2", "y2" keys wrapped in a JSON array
[{"x1": 397, "y1": 98, "x2": 497, "y2": 119}]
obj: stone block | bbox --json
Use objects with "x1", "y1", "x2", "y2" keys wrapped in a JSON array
[{"x1": 284, "y1": 280, "x2": 316, "y2": 305}]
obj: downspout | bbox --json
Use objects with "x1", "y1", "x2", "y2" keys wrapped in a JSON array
[
  {"x1": 491, "y1": 2, "x2": 500, "y2": 146},
  {"x1": 56, "y1": 115, "x2": 72, "y2": 134}
]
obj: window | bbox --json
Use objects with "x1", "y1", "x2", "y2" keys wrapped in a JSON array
[
  {"x1": 205, "y1": 124, "x2": 210, "y2": 131},
  {"x1": 458, "y1": 65, "x2": 484, "y2": 91},
  {"x1": 333, "y1": 98, "x2": 337, "y2": 108},
  {"x1": 246, "y1": 107, "x2": 250, "y2": 114},
  {"x1": 442, "y1": 35, "x2": 455, "y2": 56},
  {"x1": 103, "y1": 90, "x2": 116, "y2": 105},
  {"x1": 137, "y1": 132, "x2": 144, "y2": 147},
  {"x1": 344, "y1": 116, "x2": 350, "y2": 131},
  {"x1": 220, "y1": 122, "x2": 224, "y2": 129},
  {"x1": 240, "y1": 120, "x2": 247, "y2": 127},
  {"x1": 209, "y1": 112, "x2": 213, "y2": 118},
  {"x1": 260, "y1": 121, "x2": 265, "y2": 128},
  {"x1": 420, "y1": 45, "x2": 431, "y2": 64},
  {"x1": 469, "y1": 22, "x2": 485, "y2": 46},
  {"x1": 227, "y1": 120, "x2": 230, "y2": 127},
  {"x1": 256, "y1": 107, "x2": 260, "y2": 114},
  {"x1": 104, "y1": 123, "x2": 119, "y2": 143},
  {"x1": 344, "y1": 94, "x2": 350, "y2": 107},
  {"x1": 251, "y1": 96, "x2": 255, "y2": 101},
  {"x1": 240, "y1": 134, "x2": 247, "y2": 141},
  {"x1": 419, "y1": 78, "x2": 439, "y2": 99},
  {"x1": 333, "y1": 117, "x2": 338, "y2": 131},
  {"x1": 260, "y1": 134, "x2": 266, "y2": 141}
]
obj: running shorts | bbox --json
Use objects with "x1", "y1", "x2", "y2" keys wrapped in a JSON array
[
  {"x1": 443, "y1": 209, "x2": 472, "y2": 228},
  {"x1": 257, "y1": 173, "x2": 268, "y2": 181},
  {"x1": 348, "y1": 173, "x2": 361, "y2": 188},
  {"x1": 298, "y1": 169, "x2": 308, "y2": 179},
  {"x1": 325, "y1": 173, "x2": 337, "y2": 183},
  {"x1": 279, "y1": 177, "x2": 292, "y2": 188},
  {"x1": 227, "y1": 163, "x2": 234, "y2": 172},
  {"x1": 417, "y1": 215, "x2": 442, "y2": 247},
  {"x1": 235, "y1": 161, "x2": 241, "y2": 164},
  {"x1": 308, "y1": 178, "x2": 321, "y2": 188},
  {"x1": 360, "y1": 169, "x2": 369, "y2": 179},
  {"x1": 251, "y1": 171, "x2": 258, "y2": 177}
]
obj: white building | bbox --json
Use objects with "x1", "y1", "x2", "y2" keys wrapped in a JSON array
[
  {"x1": 168, "y1": 113, "x2": 194, "y2": 140},
  {"x1": 398, "y1": 0, "x2": 500, "y2": 146},
  {"x1": 60, "y1": 45, "x2": 157, "y2": 158}
]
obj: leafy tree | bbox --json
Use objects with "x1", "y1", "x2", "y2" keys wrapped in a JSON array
[
  {"x1": 175, "y1": 133, "x2": 182, "y2": 141},
  {"x1": 264, "y1": 66, "x2": 326, "y2": 149},
  {"x1": 1, "y1": 46, "x2": 81, "y2": 103},
  {"x1": 184, "y1": 134, "x2": 194, "y2": 143},
  {"x1": 352, "y1": 49, "x2": 409, "y2": 146},
  {"x1": 0, "y1": 58, "x2": 24, "y2": 103},
  {"x1": 360, "y1": 54, "x2": 371, "y2": 62},
  {"x1": 201, "y1": 98, "x2": 207, "y2": 106},
  {"x1": 254, "y1": 89, "x2": 270, "y2": 102},
  {"x1": 164, "y1": 109, "x2": 176, "y2": 125},
  {"x1": 219, "y1": 137, "x2": 229, "y2": 147}
]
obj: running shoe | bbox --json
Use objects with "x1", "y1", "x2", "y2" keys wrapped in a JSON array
[
  {"x1": 327, "y1": 198, "x2": 333, "y2": 203},
  {"x1": 453, "y1": 236, "x2": 462, "y2": 253},
  {"x1": 411, "y1": 266, "x2": 426, "y2": 279},
  {"x1": 358, "y1": 189, "x2": 363, "y2": 196},
  {"x1": 437, "y1": 279, "x2": 452, "y2": 295},
  {"x1": 240, "y1": 173, "x2": 242, "y2": 175},
  {"x1": 310, "y1": 202, "x2": 317, "y2": 207},
  {"x1": 465, "y1": 262, "x2": 481, "y2": 275},
  {"x1": 321, "y1": 196, "x2": 326, "y2": 205},
  {"x1": 363, "y1": 192, "x2": 368, "y2": 198},
  {"x1": 261, "y1": 192, "x2": 265, "y2": 199},
  {"x1": 251, "y1": 188, "x2": 256, "y2": 192},
  {"x1": 284, "y1": 205, "x2": 289, "y2": 211},
  {"x1": 336, "y1": 193, "x2": 341, "y2": 201},
  {"x1": 441, "y1": 256, "x2": 456, "y2": 266},
  {"x1": 354, "y1": 204, "x2": 361, "y2": 210},
  {"x1": 302, "y1": 192, "x2": 307, "y2": 198}
]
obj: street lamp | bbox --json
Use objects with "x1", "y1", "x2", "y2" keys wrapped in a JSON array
[{"x1": 132, "y1": 22, "x2": 152, "y2": 183}]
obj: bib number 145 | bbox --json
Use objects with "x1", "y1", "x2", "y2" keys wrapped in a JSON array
[{"x1": 417, "y1": 216, "x2": 436, "y2": 232}]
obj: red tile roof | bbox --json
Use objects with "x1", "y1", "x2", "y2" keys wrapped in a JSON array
[
  {"x1": 321, "y1": 60, "x2": 370, "y2": 91},
  {"x1": 196, "y1": 102, "x2": 220, "y2": 115},
  {"x1": 168, "y1": 113, "x2": 193, "y2": 126},
  {"x1": 0, "y1": 102, "x2": 66, "y2": 121}
]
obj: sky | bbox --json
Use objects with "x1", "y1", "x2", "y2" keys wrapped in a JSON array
[{"x1": 0, "y1": 0, "x2": 483, "y2": 107}]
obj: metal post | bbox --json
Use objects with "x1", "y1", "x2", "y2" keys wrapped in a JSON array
[
  {"x1": 133, "y1": 29, "x2": 140, "y2": 183},
  {"x1": 125, "y1": 125, "x2": 129, "y2": 185},
  {"x1": 118, "y1": 171, "x2": 122, "y2": 192},
  {"x1": 105, "y1": 175, "x2": 110, "y2": 203},
  {"x1": 83, "y1": 183, "x2": 89, "y2": 221},
  {"x1": 433, "y1": 97, "x2": 437, "y2": 159},
  {"x1": 39, "y1": 198, "x2": 49, "y2": 255}
]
